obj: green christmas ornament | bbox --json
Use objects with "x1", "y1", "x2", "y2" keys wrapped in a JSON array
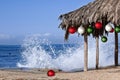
[
  {"x1": 87, "y1": 27, "x2": 94, "y2": 34},
  {"x1": 101, "y1": 36, "x2": 107, "y2": 43},
  {"x1": 115, "y1": 26, "x2": 120, "y2": 33}
]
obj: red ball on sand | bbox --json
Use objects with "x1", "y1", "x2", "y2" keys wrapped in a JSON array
[
  {"x1": 110, "y1": 28, "x2": 114, "y2": 33},
  {"x1": 47, "y1": 70, "x2": 55, "y2": 77},
  {"x1": 68, "y1": 27, "x2": 76, "y2": 34},
  {"x1": 95, "y1": 22, "x2": 102, "y2": 29}
]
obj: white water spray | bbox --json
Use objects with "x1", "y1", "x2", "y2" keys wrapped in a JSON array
[{"x1": 17, "y1": 34, "x2": 119, "y2": 72}]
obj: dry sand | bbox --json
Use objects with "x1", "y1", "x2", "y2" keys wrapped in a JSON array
[{"x1": 0, "y1": 66, "x2": 120, "y2": 80}]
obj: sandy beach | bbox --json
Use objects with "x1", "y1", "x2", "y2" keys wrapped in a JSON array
[{"x1": 0, "y1": 66, "x2": 120, "y2": 80}]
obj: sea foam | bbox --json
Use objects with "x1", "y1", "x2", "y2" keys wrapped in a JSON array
[{"x1": 17, "y1": 34, "x2": 119, "y2": 72}]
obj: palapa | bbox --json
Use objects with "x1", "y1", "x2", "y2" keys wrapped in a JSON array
[
  {"x1": 59, "y1": 0, "x2": 120, "y2": 39},
  {"x1": 59, "y1": 0, "x2": 119, "y2": 71}
]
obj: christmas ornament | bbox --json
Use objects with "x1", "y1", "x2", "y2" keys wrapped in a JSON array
[
  {"x1": 87, "y1": 26, "x2": 94, "y2": 34},
  {"x1": 95, "y1": 22, "x2": 102, "y2": 29},
  {"x1": 110, "y1": 28, "x2": 114, "y2": 33},
  {"x1": 101, "y1": 36, "x2": 107, "y2": 42},
  {"x1": 115, "y1": 26, "x2": 120, "y2": 33},
  {"x1": 47, "y1": 70, "x2": 55, "y2": 77},
  {"x1": 68, "y1": 26, "x2": 76, "y2": 34},
  {"x1": 105, "y1": 23, "x2": 113, "y2": 32},
  {"x1": 78, "y1": 25, "x2": 85, "y2": 34}
]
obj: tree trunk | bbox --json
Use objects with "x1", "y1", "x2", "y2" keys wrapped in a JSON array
[
  {"x1": 84, "y1": 34, "x2": 88, "y2": 71},
  {"x1": 115, "y1": 32, "x2": 118, "y2": 66},
  {"x1": 96, "y1": 37, "x2": 99, "y2": 69}
]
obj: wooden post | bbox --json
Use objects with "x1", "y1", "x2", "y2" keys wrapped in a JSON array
[
  {"x1": 84, "y1": 33, "x2": 88, "y2": 71},
  {"x1": 96, "y1": 37, "x2": 99, "y2": 69},
  {"x1": 115, "y1": 32, "x2": 118, "y2": 66}
]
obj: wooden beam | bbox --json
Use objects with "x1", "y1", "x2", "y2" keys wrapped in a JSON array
[
  {"x1": 96, "y1": 37, "x2": 99, "y2": 69},
  {"x1": 115, "y1": 32, "x2": 118, "y2": 66},
  {"x1": 84, "y1": 33, "x2": 88, "y2": 71}
]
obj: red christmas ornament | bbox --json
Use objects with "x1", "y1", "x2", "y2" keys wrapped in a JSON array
[
  {"x1": 95, "y1": 22, "x2": 102, "y2": 29},
  {"x1": 110, "y1": 28, "x2": 114, "y2": 33},
  {"x1": 68, "y1": 26, "x2": 76, "y2": 34},
  {"x1": 47, "y1": 70, "x2": 55, "y2": 77}
]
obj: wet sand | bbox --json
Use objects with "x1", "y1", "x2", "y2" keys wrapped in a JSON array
[{"x1": 0, "y1": 66, "x2": 120, "y2": 80}]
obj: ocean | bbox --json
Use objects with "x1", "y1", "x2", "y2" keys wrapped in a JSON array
[
  {"x1": 0, "y1": 45, "x2": 21, "y2": 68},
  {"x1": 0, "y1": 35, "x2": 119, "y2": 72},
  {"x1": 0, "y1": 44, "x2": 77, "y2": 68}
]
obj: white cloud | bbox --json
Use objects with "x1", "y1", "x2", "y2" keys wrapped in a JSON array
[
  {"x1": 32, "y1": 34, "x2": 41, "y2": 37},
  {"x1": 0, "y1": 34, "x2": 13, "y2": 39},
  {"x1": 26, "y1": 33, "x2": 51, "y2": 37},
  {"x1": 43, "y1": 33, "x2": 51, "y2": 36},
  {"x1": 0, "y1": 33, "x2": 15, "y2": 40}
]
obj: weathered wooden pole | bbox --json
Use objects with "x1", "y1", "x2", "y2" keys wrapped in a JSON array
[
  {"x1": 115, "y1": 31, "x2": 118, "y2": 66},
  {"x1": 96, "y1": 37, "x2": 99, "y2": 69},
  {"x1": 84, "y1": 33, "x2": 88, "y2": 71}
]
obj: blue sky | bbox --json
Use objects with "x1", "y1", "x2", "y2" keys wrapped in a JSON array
[{"x1": 0, "y1": 0, "x2": 94, "y2": 44}]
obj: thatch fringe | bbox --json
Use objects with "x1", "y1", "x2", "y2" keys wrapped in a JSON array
[{"x1": 59, "y1": 0, "x2": 120, "y2": 40}]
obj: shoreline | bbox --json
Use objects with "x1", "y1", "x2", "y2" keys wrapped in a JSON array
[{"x1": 0, "y1": 66, "x2": 120, "y2": 80}]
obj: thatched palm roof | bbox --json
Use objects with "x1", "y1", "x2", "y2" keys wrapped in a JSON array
[{"x1": 59, "y1": 0, "x2": 120, "y2": 40}]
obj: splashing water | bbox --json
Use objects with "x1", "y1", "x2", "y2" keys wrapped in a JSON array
[{"x1": 17, "y1": 34, "x2": 119, "y2": 72}]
